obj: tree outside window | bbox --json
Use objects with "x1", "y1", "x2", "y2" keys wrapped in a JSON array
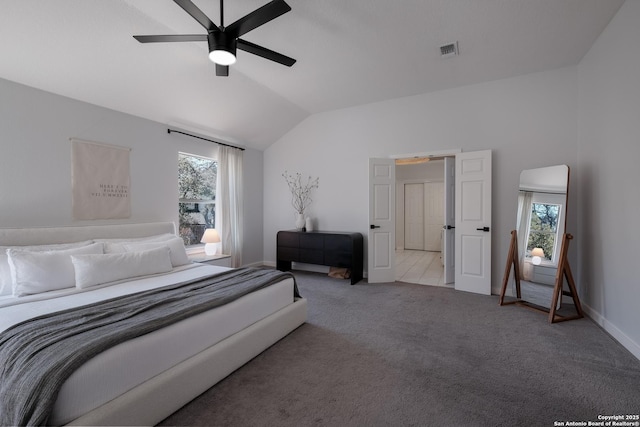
[
  {"x1": 178, "y1": 153, "x2": 217, "y2": 246},
  {"x1": 526, "y1": 202, "x2": 560, "y2": 262}
]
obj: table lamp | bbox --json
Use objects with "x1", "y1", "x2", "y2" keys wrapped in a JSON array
[
  {"x1": 201, "y1": 228, "x2": 221, "y2": 255},
  {"x1": 531, "y1": 247, "x2": 545, "y2": 265}
]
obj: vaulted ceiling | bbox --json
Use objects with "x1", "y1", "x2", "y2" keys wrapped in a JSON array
[{"x1": 0, "y1": 0, "x2": 624, "y2": 150}]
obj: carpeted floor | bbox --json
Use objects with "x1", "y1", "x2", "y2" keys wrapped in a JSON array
[{"x1": 158, "y1": 270, "x2": 640, "y2": 427}]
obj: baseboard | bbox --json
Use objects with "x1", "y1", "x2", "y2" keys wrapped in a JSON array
[
  {"x1": 292, "y1": 262, "x2": 330, "y2": 274},
  {"x1": 257, "y1": 262, "x2": 328, "y2": 273},
  {"x1": 259, "y1": 261, "x2": 369, "y2": 279},
  {"x1": 583, "y1": 303, "x2": 640, "y2": 361},
  {"x1": 244, "y1": 261, "x2": 269, "y2": 268}
]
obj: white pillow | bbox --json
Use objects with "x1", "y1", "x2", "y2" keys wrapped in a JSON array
[
  {"x1": 0, "y1": 240, "x2": 95, "y2": 296},
  {"x1": 7, "y1": 242, "x2": 104, "y2": 297},
  {"x1": 123, "y1": 237, "x2": 190, "y2": 267},
  {"x1": 71, "y1": 246, "x2": 173, "y2": 289},
  {"x1": 96, "y1": 234, "x2": 176, "y2": 254}
]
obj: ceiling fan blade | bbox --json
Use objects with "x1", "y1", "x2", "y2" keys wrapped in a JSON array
[
  {"x1": 173, "y1": 0, "x2": 220, "y2": 32},
  {"x1": 226, "y1": 0, "x2": 291, "y2": 38},
  {"x1": 237, "y1": 39, "x2": 295, "y2": 66},
  {"x1": 216, "y1": 64, "x2": 229, "y2": 76},
  {"x1": 133, "y1": 34, "x2": 208, "y2": 43}
]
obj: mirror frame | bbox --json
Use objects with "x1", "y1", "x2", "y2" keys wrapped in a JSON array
[{"x1": 499, "y1": 165, "x2": 584, "y2": 323}]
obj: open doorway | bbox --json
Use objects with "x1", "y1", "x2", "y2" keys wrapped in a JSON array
[
  {"x1": 394, "y1": 157, "x2": 451, "y2": 287},
  {"x1": 369, "y1": 150, "x2": 492, "y2": 294}
]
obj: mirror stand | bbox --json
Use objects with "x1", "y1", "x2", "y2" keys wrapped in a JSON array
[{"x1": 499, "y1": 230, "x2": 584, "y2": 323}]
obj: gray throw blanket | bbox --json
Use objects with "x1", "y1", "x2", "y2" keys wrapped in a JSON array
[{"x1": 0, "y1": 267, "x2": 298, "y2": 427}]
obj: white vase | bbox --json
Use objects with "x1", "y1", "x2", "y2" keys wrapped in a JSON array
[
  {"x1": 305, "y1": 217, "x2": 313, "y2": 231},
  {"x1": 295, "y1": 213, "x2": 305, "y2": 231}
]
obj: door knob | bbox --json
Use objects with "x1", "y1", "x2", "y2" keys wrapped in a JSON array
[
  {"x1": 370, "y1": 224, "x2": 381, "y2": 229},
  {"x1": 476, "y1": 226, "x2": 490, "y2": 232}
]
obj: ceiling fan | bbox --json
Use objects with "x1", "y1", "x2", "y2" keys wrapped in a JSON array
[{"x1": 133, "y1": 0, "x2": 296, "y2": 76}]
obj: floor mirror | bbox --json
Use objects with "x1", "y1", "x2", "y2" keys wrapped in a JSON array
[{"x1": 499, "y1": 165, "x2": 584, "y2": 323}]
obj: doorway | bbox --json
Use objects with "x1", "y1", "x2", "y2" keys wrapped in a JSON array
[
  {"x1": 369, "y1": 150, "x2": 492, "y2": 295},
  {"x1": 394, "y1": 160, "x2": 448, "y2": 287}
]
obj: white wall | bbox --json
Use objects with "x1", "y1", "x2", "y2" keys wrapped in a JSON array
[
  {"x1": 0, "y1": 78, "x2": 264, "y2": 266},
  {"x1": 263, "y1": 66, "x2": 579, "y2": 287},
  {"x1": 576, "y1": 0, "x2": 640, "y2": 359}
]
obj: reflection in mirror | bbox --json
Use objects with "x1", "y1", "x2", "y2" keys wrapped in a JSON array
[{"x1": 515, "y1": 165, "x2": 569, "y2": 308}]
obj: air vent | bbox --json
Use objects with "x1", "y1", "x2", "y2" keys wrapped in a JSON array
[{"x1": 440, "y1": 41, "x2": 459, "y2": 58}]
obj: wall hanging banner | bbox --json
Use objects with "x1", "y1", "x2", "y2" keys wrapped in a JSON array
[{"x1": 71, "y1": 139, "x2": 131, "y2": 220}]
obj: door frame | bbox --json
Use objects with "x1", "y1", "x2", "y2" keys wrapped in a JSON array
[{"x1": 370, "y1": 149, "x2": 494, "y2": 291}]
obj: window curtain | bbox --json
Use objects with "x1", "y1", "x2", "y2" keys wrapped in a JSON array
[
  {"x1": 516, "y1": 191, "x2": 533, "y2": 281},
  {"x1": 216, "y1": 146, "x2": 243, "y2": 267}
]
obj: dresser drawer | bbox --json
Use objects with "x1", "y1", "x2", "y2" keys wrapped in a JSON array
[
  {"x1": 299, "y1": 233, "x2": 324, "y2": 249},
  {"x1": 278, "y1": 247, "x2": 299, "y2": 262},
  {"x1": 277, "y1": 231, "x2": 299, "y2": 247},
  {"x1": 300, "y1": 248, "x2": 324, "y2": 264}
]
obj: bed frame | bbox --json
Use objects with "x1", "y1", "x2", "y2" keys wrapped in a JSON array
[{"x1": 0, "y1": 222, "x2": 307, "y2": 426}]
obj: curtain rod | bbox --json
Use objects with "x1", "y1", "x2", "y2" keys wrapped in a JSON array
[{"x1": 167, "y1": 128, "x2": 245, "y2": 151}]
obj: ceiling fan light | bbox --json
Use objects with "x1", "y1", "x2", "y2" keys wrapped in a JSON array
[
  {"x1": 208, "y1": 32, "x2": 237, "y2": 66},
  {"x1": 209, "y1": 49, "x2": 236, "y2": 65}
]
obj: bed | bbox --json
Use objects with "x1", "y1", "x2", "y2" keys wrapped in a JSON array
[{"x1": 0, "y1": 222, "x2": 307, "y2": 426}]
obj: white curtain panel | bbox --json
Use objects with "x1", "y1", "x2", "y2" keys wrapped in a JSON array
[
  {"x1": 516, "y1": 191, "x2": 533, "y2": 280},
  {"x1": 216, "y1": 146, "x2": 244, "y2": 267}
]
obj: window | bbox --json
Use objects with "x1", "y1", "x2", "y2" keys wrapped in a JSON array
[
  {"x1": 523, "y1": 192, "x2": 565, "y2": 265},
  {"x1": 525, "y1": 202, "x2": 560, "y2": 262},
  {"x1": 178, "y1": 153, "x2": 217, "y2": 246}
]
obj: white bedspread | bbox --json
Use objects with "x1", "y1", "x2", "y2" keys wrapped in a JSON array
[
  {"x1": 0, "y1": 264, "x2": 296, "y2": 425},
  {"x1": 0, "y1": 263, "x2": 217, "y2": 328}
]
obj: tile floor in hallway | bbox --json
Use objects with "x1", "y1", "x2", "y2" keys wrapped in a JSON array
[{"x1": 395, "y1": 249, "x2": 451, "y2": 287}]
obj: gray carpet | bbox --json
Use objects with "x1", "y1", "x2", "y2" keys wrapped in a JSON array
[{"x1": 158, "y1": 271, "x2": 640, "y2": 427}]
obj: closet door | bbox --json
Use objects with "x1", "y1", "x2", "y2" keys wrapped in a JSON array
[
  {"x1": 404, "y1": 183, "x2": 424, "y2": 250},
  {"x1": 424, "y1": 182, "x2": 444, "y2": 251}
]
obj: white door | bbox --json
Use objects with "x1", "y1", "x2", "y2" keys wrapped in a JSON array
[
  {"x1": 443, "y1": 157, "x2": 455, "y2": 284},
  {"x1": 368, "y1": 158, "x2": 396, "y2": 283},
  {"x1": 404, "y1": 183, "x2": 424, "y2": 250},
  {"x1": 454, "y1": 150, "x2": 492, "y2": 295},
  {"x1": 424, "y1": 182, "x2": 444, "y2": 251}
]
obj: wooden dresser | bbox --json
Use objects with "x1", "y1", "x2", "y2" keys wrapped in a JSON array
[{"x1": 276, "y1": 230, "x2": 363, "y2": 285}]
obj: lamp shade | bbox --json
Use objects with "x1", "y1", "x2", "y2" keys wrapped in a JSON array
[
  {"x1": 201, "y1": 228, "x2": 221, "y2": 243},
  {"x1": 531, "y1": 247, "x2": 544, "y2": 265},
  {"x1": 531, "y1": 247, "x2": 544, "y2": 257}
]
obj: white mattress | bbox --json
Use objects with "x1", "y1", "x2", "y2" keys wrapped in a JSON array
[{"x1": 0, "y1": 264, "x2": 295, "y2": 425}]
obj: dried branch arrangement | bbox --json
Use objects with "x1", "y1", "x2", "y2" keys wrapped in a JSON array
[{"x1": 282, "y1": 171, "x2": 319, "y2": 214}]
